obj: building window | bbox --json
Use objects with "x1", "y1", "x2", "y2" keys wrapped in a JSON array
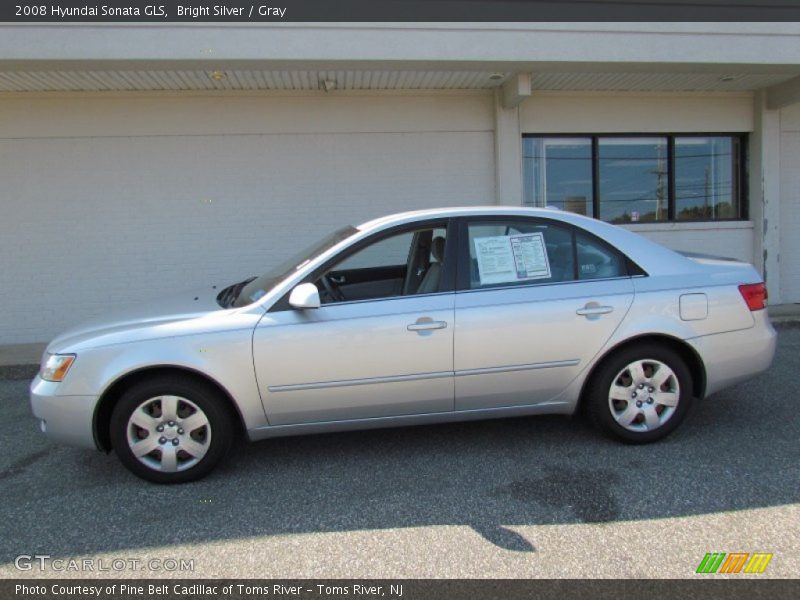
[
  {"x1": 598, "y1": 137, "x2": 669, "y2": 223},
  {"x1": 674, "y1": 136, "x2": 741, "y2": 220},
  {"x1": 522, "y1": 137, "x2": 594, "y2": 217},
  {"x1": 522, "y1": 134, "x2": 746, "y2": 223}
]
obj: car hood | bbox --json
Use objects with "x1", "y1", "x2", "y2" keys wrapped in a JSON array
[{"x1": 47, "y1": 287, "x2": 228, "y2": 353}]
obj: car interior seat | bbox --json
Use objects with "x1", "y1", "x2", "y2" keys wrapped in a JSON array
[{"x1": 416, "y1": 236, "x2": 446, "y2": 294}]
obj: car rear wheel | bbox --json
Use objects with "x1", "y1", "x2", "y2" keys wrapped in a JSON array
[
  {"x1": 110, "y1": 376, "x2": 234, "y2": 483},
  {"x1": 587, "y1": 344, "x2": 694, "y2": 443}
]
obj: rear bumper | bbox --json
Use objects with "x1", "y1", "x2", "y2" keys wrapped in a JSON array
[
  {"x1": 30, "y1": 375, "x2": 99, "y2": 450},
  {"x1": 687, "y1": 310, "x2": 777, "y2": 397}
]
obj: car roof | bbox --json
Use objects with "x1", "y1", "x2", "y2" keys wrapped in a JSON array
[{"x1": 357, "y1": 206, "x2": 564, "y2": 231}]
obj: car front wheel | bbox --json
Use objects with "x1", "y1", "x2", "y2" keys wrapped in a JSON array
[
  {"x1": 109, "y1": 376, "x2": 234, "y2": 483},
  {"x1": 587, "y1": 344, "x2": 694, "y2": 443}
]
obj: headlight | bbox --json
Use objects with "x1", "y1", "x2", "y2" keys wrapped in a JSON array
[{"x1": 40, "y1": 354, "x2": 76, "y2": 382}]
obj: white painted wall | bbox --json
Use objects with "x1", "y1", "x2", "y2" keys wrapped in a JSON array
[
  {"x1": 0, "y1": 92, "x2": 495, "y2": 343},
  {"x1": 519, "y1": 92, "x2": 756, "y2": 264},
  {"x1": 780, "y1": 103, "x2": 800, "y2": 303},
  {"x1": 520, "y1": 91, "x2": 754, "y2": 133}
]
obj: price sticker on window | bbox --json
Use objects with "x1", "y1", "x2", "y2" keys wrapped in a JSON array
[{"x1": 474, "y1": 232, "x2": 551, "y2": 285}]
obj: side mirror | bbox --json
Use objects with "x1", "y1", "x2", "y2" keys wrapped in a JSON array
[{"x1": 288, "y1": 283, "x2": 321, "y2": 310}]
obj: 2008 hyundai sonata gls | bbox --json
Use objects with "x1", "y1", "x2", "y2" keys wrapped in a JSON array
[{"x1": 31, "y1": 207, "x2": 776, "y2": 483}]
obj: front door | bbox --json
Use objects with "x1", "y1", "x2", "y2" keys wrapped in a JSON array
[{"x1": 254, "y1": 221, "x2": 456, "y2": 425}]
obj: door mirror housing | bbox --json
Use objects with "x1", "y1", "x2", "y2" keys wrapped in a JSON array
[{"x1": 289, "y1": 283, "x2": 321, "y2": 310}]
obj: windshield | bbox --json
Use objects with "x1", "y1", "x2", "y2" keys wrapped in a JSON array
[{"x1": 230, "y1": 225, "x2": 358, "y2": 308}]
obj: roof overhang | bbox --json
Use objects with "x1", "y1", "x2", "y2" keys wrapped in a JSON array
[{"x1": 0, "y1": 24, "x2": 798, "y2": 96}]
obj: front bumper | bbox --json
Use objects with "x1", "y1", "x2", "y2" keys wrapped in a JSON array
[{"x1": 30, "y1": 375, "x2": 100, "y2": 450}]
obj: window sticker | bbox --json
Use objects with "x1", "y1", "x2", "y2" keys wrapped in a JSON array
[
  {"x1": 510, "y1": 233, "x2": 551, "y2": 280},
  {"x1": 474, "y1": 232, "x2": 551, "y2": 285}
]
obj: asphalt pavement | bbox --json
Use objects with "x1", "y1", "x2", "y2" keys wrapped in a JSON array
[{"x1": 1, "y1": 325, "x2": 798, "y2": 578}]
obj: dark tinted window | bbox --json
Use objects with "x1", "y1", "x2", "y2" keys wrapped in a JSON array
[
  {"x1": 522, "y1": 134, "x2": 746, "y2": 223},
  {"x1": 598, "y1": 137, "x2": 668, "y2": 224},
  {"x1": 675, "y1": 136, "x2": 740, "y2": 220},
  {"x1": 523, "y1": 137, "x2": 594, "y2": 216}
]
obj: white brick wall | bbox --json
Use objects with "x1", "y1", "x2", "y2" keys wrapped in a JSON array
[{"x1": 0, "y1": 93, "x2": 495, "y2": 343}]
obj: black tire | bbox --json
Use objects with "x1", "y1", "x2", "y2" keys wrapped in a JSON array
[
  {"x1": 586, "y1": 344, "x2": 694, "y2": 444},
  {"x1": 110, "y1": 375, "x2": 234, "y2": 483}
]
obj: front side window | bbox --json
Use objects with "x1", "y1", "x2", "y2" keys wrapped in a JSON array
[
  {"x1": 522, "y1": 134, "x2": 745, "y2": 223},
  {"x1": 334, "y1": 231, "x2": 415, "y2": 272},
  {"x1": 315, "y1": 225, "x2": 448, "y2": 304}
]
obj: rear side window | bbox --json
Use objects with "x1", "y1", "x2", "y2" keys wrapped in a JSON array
[
  {"x1": 464, "y1": 218, "x2": 627, "y2": 289},
  {"x1": 575, "y1": 231, "x2": 626, "y2": 280},
  {"x1": 465, "y1": 220, "x2": 575, "y2": 289}
]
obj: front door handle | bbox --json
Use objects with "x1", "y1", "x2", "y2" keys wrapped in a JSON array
[
  {"x1": 576, "y1": 303, "x2": 614, "y2": 318},
  {"x1": 407, "y1": 319, "x2": 448, "y2": 332}
]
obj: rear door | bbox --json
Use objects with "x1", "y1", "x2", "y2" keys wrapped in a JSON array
[{"x1": 454, "y1": 216, "x2": 635, "y2": 410}]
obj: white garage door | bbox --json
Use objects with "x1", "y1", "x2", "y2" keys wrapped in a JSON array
[{"x1": 0, "y1": 99, "x2": 494, "y2": 344}]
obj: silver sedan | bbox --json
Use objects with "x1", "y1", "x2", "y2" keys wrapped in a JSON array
[{"x1": 31, "y1": 207, "x2": 777, "y2": 483}]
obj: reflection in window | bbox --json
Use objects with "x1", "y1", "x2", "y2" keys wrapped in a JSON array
[
  {"x1": 523, "y1": 137, "x2": 594, "y2": 216},
  {"x1": 521, "y1": 134, "x2": 745, "y2": 223},
  {"x1": 675, "y1": 136, "x2": 739, "y2": 220},
  {"x1": 598, "y1": 137, "x2": 668, "y2": 224}
]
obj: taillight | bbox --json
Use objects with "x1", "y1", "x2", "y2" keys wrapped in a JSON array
[{"x1": 738, "y1": 283, "x2": 767, "y2": 311}]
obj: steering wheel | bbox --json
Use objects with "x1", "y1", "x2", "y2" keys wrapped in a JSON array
[{"x1": 319, "y1": 274, "x2": 345, "y2": 302}]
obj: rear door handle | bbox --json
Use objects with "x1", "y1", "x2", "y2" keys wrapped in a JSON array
[
  {"x1": 407, "y1": 319, "x2": 448, "y2": 332},
  {"x1": 576, "y1": 304, "x2": 614, "y2": 318}
]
